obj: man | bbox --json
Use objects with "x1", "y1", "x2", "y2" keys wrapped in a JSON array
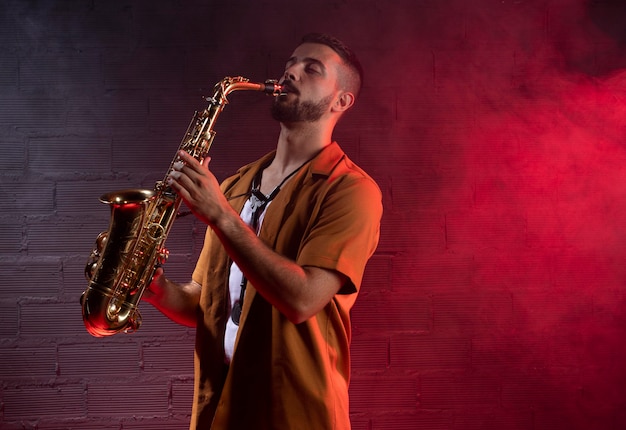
[{"x1": 144, "y1": 33, "x2": 382, "y2": 429}]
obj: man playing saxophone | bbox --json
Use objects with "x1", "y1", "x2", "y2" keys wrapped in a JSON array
[{"x1": 144, "y1": 33, "x2": 382, "y2": 430}]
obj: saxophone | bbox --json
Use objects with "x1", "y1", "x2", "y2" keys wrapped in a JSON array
[{"x1": 81, "y1": 76, "x2": 283, "y2": 337}]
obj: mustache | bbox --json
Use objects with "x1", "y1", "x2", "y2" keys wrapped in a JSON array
[{"x1": 279, "y1": 80, "x2": 299, "y2": 95}]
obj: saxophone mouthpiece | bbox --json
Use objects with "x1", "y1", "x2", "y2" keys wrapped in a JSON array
[{"x1": 264, "y1": 79, "x2": 286, "y2": 96}]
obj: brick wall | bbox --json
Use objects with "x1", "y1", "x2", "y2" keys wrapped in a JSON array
[{"x1": 2, "y1": 0, "x2": 626, "y2": 428}]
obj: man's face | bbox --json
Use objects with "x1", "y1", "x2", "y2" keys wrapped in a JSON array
[{"x1": 271, "y1": 43, "x2": 343, "y2": 123}]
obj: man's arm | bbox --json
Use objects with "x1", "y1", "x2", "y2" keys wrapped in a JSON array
[
  {"x1": 213, "y1": 210, "x2": 348, "y2": 324},
  {"x1": 143, "y1": 267, "x2": 201, "y2": 327},
  {"x1": 167, "y1": 150, "x2": 347, "y2": 324}
]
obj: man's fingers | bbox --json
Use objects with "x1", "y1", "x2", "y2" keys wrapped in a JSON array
[{"x1": 167, "y1": 173, "x2": 193, "y2": 202}]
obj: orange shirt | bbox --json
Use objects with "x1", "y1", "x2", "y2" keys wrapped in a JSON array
[{"x1": 191, "y1": 142, "x2": 382, "y2": 429}]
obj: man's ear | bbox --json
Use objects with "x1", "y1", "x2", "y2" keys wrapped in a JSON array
[{"x1": 332, "y1": 91, "x2": 355, "y2": 113}]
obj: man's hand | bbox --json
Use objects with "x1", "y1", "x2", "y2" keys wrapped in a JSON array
[
  {"x1": 142, "y1": 267, "x2": 167, "y2": 306},
  {"x1": 167, "y1": 150, "x2": 235, "y2": 226}
]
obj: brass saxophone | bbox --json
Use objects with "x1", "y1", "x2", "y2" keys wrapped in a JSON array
[{"x1": 81, "y1": 76, "x2": 283, "y2": 337}]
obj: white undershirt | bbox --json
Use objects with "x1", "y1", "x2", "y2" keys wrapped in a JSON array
[{"x1": 224, "y1": 198, "x2": 270, "y2": 363}]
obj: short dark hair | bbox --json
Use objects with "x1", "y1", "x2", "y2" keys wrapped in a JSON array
[{"x1": 300, "y1": 33, "x2": 364, "y2": 99}]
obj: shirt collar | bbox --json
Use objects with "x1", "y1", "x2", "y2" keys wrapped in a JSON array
[{"x1": 236, "y1": 141, "x2": 344, "y2": 179}]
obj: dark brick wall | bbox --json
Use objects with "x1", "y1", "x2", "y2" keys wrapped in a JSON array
[{"x1": 2, "y1": 0, "x2": 626, "y2": 428}]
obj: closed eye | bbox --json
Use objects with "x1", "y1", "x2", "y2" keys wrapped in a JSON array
[
  {"x1": 306, "y1": 64, "x2": 322, "y2": 74},
  {"x1": 284, "y1": 57, "x2": 326, "y2": 76}
]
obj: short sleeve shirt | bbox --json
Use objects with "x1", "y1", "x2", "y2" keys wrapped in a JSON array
[{"x1": 189, "y1": 142, "x2": 382, "y2": 430}]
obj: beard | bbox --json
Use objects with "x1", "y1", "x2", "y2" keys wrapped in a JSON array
[{"x1": 271, "y1": 93, "x2": 333, "y2": 123}]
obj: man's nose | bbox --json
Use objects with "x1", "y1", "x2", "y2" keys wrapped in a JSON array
[{"x1": 283, "y1": 66, "x2": 297, "y2": 81}]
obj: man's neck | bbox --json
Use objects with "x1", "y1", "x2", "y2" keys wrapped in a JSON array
[
  {"x1": 271, "y1": 121, "x2": 332, "y2": 174},
  {"x1": 257, "y1": 121, "x2": 332, "y2": 195}
]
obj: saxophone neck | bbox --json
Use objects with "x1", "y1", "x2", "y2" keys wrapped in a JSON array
[{"x1": 207, "y1": 76, "x2": 283, "y2": 105}]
